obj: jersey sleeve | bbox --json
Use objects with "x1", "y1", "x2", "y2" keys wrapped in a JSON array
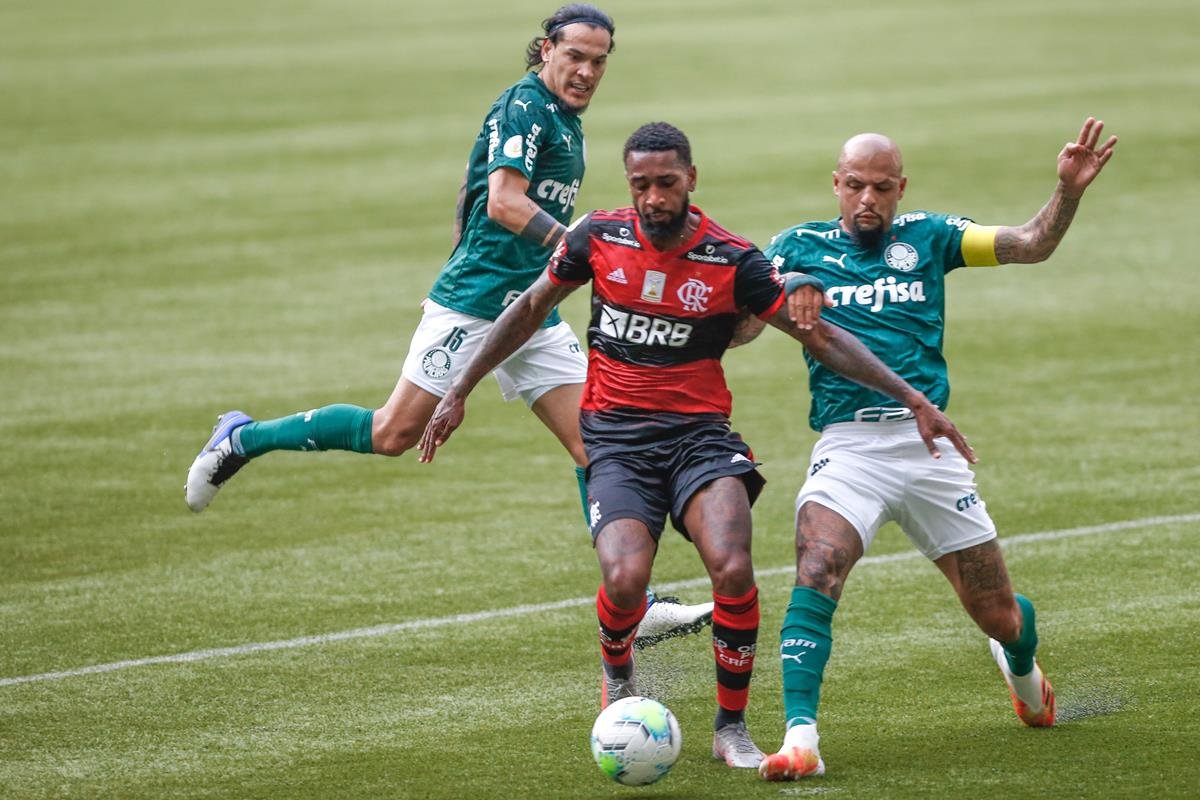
[
  {"x1": 486, "y1": 91, "x2": 550, "y2": 181},
  {"x1": 763, "y1": 229, "x2": 811, "y2": 275},
  {"x1": 734, "y1": 246, "x2": 787, "y2": 319},
  {"x1": 547, "y1": 214, "x2": 593, "y2": 286},
  {"x1": 934, "y1": 213, "x2": 975, "y2": 273}
]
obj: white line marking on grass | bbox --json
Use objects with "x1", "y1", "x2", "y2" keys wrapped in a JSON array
[{"x1": 3, "y1": 513, "x2": 1197, "y2": 688}]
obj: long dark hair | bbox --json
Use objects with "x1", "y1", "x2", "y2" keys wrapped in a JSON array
[{"x1": 524, "y1": 4, "x2": 615, "y2": 70}]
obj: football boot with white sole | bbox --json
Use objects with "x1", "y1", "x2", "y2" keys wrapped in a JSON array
[{"x1": 185, "y1": 411, "x2": 253, "y2": 512}]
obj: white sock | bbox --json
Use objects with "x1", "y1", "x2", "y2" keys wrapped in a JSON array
[
  {"x1": 782, "y1": 723, "x2": 820, "y2": 752},
  {"x1": 1009, "y1": 663, "x2": 1045, "y2": 710}
]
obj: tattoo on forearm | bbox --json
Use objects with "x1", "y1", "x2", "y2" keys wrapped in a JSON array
[
  {"x1": 996, "y1": 189, "x2": 1081, "y2": 263},
  {"x1": 729, "y1": 312, "x2": 766, "y2": 348},
  {"x1": 452, "y1": 169, "x2": 468, "y2": 248},
  {"x1": 519, "y1": 209, "x2": 567, "y2": 247}
]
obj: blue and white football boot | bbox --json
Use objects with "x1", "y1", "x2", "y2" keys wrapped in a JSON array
[{"x1": 185, "y1": 411, "x2": 253, "y2": 512}]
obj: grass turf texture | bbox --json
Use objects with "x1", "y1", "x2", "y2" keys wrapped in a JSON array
[{"x1": 2, "y1": 0, "x2": 1198, "y2": 797}]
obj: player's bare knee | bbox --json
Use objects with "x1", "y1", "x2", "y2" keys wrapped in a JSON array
[
  {"x1": 601, "y1": 566, "x2": 650, "y2": 609},
  {"x1": 707, "y1": 551, "x2": 754, "y2": 597},
  {"x1": 604, "y1": 580, "x2": 647, "y2": 611},
  {"x1": 371, "y1": 415, "x2": 422, "y2": 456},
  {"x1": 794, "y1": 536, "x2": 850, "y2": 598}
]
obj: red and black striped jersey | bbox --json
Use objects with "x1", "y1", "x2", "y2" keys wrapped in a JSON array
[{"x1": 548, "y1": 205, "x2": 786, "y2": 415}]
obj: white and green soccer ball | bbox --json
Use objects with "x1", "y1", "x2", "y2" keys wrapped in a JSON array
[{"x1": 590, "y1": 696, "x2": 682, "y2": 786}]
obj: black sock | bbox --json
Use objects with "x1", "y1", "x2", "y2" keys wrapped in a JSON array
[{"x1": 715, "y1": 706, "x2": 744, "y2": 730}]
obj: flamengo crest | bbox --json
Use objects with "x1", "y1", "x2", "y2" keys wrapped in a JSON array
[{"x1": 677, "y1": 278, "x2": 713, "y2": 312}]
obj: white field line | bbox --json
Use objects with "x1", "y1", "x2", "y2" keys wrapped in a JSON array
[{"x1": 3, "y1": 513, "x2": 1197, "y2": 688}]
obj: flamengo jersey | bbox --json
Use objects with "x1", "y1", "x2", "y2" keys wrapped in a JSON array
[
  {"x1": 548, "y1": 206, "x2": 787, "y2": 416},
  {"x1": 764, "y1": 211, "x2": 986, "y2": 431},
  {"x1": 427, "y1": 72, "x2": 586, "y2": 326}
]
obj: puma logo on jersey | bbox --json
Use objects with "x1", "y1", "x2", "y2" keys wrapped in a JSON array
[
  {"x1": 561, "y1": 133, "x2": 572, "y2": 151},
  {"x1": 822, "y1": 253, "x2": 849, "y2": 269},
  {"x1": 826, "y1": 277, "x2": 926, "y2": 312},
  {"x1": 599, "y1": 304, "x2": 693, "y2": 347},
  {"x1": 730, "y1": 453, "x2": 751, "y2": 464},
  {"x1": 512, "y1": 99, "x2": 531, "y2": 111}
]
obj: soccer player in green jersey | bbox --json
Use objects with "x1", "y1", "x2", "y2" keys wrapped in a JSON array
[
  {"x1": 756, "y1": 118, "x2": 1118, "y2": 781},
  {"x1": 184, "y1": 5, "x2": 711, "y2": 642}
]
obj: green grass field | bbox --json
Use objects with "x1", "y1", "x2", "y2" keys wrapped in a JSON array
[{"x1": 2, "y1": 0, "x2": 1198, "y2": 797}]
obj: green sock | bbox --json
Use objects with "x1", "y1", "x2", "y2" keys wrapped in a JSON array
[
  {"x1": 575, "y1": 466, "x2": 590, "y2": 529},
  {"x1": 235, "y1": 405, "x2": 374, "y2": 458},
  {"x1": 1002, "y1": 593, "x2": 1039, "y2": 677},
  {"x1": 780, "y1": 586, "x2": 838, "y2": 729}
]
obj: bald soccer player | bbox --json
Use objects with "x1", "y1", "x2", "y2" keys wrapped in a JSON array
[{"x1": 754, "y1": 119, "x2": 1117, "y2": 780}]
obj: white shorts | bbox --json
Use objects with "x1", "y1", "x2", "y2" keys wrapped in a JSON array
[
  {"x1": 796, "y1": 419, "x2": 997, "y2": 560},
  {"x1": 401, "y1": 300, "x2": 587, "y2": 406}
]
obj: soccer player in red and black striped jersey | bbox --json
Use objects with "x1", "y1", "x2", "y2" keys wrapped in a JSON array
[{"x1": 419, "y1": 122, "x2": 971, "y2": 769}]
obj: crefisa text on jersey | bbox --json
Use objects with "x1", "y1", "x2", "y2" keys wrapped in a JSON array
[{"x1": 826, "y1": 276, "x2": 926, "y2": 312}]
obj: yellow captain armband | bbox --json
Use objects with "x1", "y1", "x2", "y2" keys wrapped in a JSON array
[{"x1": 961, "y1": 224, "x2": 1001, "y2": 267}]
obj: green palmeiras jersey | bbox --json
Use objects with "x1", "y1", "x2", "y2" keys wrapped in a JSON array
[
  {"x1": 764, "y1": 211, "x2": 999, "y2": 431},
  {"x1": 427, "y1": 72, "x2": 586, "y2": 327}
]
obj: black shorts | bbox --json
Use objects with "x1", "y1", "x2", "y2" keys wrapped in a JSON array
[{"x1": 581, "y1": 409, "x2": 766, "y2": 542}]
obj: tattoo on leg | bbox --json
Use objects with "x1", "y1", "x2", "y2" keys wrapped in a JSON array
[
  {"x1": 795, "y1": 506, "x2": 856, "y2": 599},
  {"x1": 956, "y1": 541, "x2": 1011, "y2": 594}
]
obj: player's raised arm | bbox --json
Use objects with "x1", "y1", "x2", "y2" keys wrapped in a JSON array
[
  {"x1": 765, "y1": 309, "x2": 976, "y2": 463},
  {"x1": 419, "y1": 273, "x2": 577, "y2": 462},
  {"x1": 988, "y1": 117, "x2": 1118, "y2": 264}
]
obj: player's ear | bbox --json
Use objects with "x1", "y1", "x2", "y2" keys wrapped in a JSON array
[
  {"x1": 898, "y1": 176, "x2": 907, "y2": 199},
  {"x1": 832, "y1": 171, "x2": 840, "y2": 195},
  {"x1": 687, "y1": 165, "x2": 697, "y2": 192}
]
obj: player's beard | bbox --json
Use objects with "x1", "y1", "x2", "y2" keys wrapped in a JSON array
[
  {"x1": 849, "y1": 219, "x2": 886, "y2": 250},
  {"x1": 640, "y1": 200, "x2": 689, "y2": 243}
]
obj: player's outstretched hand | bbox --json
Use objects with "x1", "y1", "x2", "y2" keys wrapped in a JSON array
[
  {"x1": 911, "y1": 401, "x2": 977, "y2": 464},
  {"x1": 1058, "y1": 117, "x2": 1118, "y2": 198},
  {"x1": 787, "y1": 285, "x2": 832, "y2": 331},
  {"x1": 419, "y1": 390, "x2": 466, "y2": 463}
]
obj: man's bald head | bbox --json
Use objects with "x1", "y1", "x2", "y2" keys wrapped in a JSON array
[
  {"x1": 833, "y1": 132, "x2": 907, "y2": 248},
  {"x1": 837, "y1": 133, "x2": 903, "y2": 176}
]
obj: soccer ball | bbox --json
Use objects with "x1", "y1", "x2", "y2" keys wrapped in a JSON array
[{"x1": 590, "y1": 696, "x2": 682, "y2": 786}]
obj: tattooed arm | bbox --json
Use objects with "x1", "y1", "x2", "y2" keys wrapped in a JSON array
[
  {"x1": 451, "y1": 166, "x2": 469, "y2": 248},
  {"x1": 992, "y1": 117, "x2": 1118, "y2": 264},
  {"x1": 766, "y1": 309, "x2": 976, "y2": 463},
  {"x1": 419, "y1": 273, "x2": 575, "y2": 462}
]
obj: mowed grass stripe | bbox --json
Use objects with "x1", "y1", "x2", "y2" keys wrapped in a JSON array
[{"x1": 4, "y1": 512, "x2": 1195, "y2": 688}]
